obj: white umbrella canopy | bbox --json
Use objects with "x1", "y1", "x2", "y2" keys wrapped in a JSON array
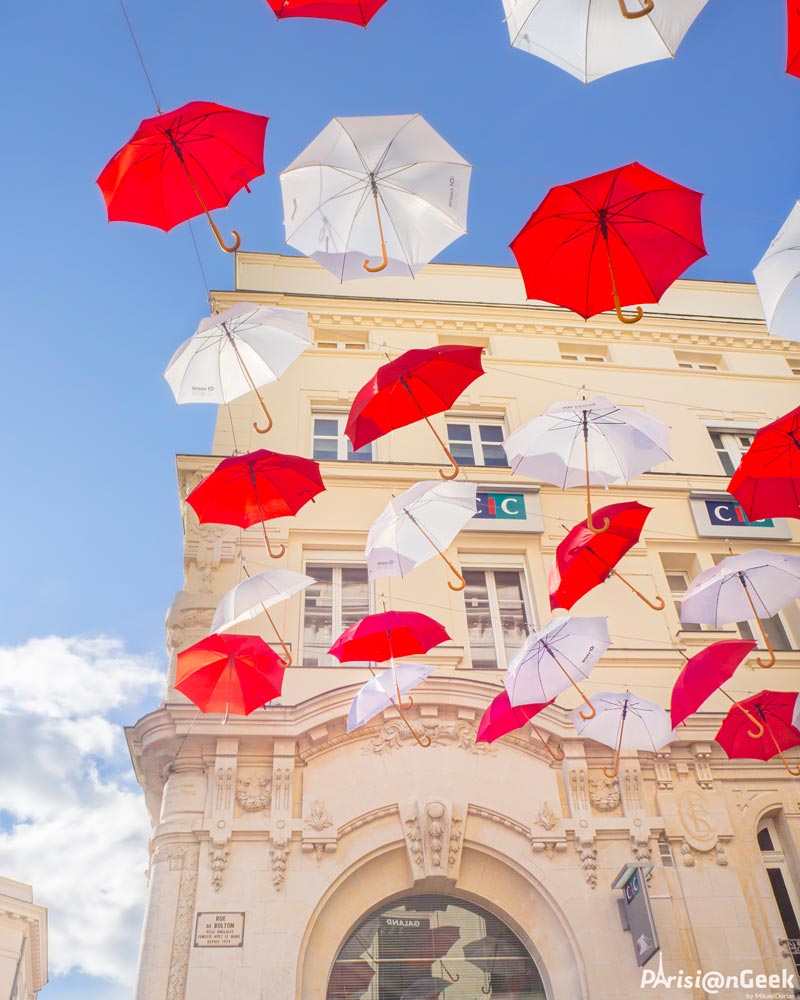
[
  {"x1": 164, "y1": 303, "x2": 312, "y2": 433},
  {"x1": 570, "y1": 691, "x2": 676, "y2": 777},
  {"x1": 503, "y1": 397, "x2": 670, "y2": 531},
  {"x1": 680, "y1": 550, "x2": 800, "y2": 669},
  {"x1": 504, "y1": 615, "x2": 611, "y2": 719},
  {"x1": 501, "y1": 0, "x2": 710, "y2": 84},
  {"x1": 754, "y1": 201, "x2": 800, "y2": 342},
  {"x1": 347, "y1": 662, "x2": 435, "y2": 732},
  {"x1": 366, "y1": 480, "x2": 476, "y2": 590},
  {"x1": 280, "y1": 114, "x2": 471, "y2": 280}
]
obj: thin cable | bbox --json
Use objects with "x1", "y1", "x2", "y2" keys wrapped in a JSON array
[
  {"x1": 117, "y1": 0, "x2": 162, "y2": 113},
  {"x1": 187, "y1": 220, "x2": 211, "y2": 302}
]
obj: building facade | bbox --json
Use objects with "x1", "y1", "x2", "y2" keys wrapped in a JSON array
[
  {"x1": 128, "y1": 255, "x2": 800, "y2": 999},
  {"x1": 0, "y1": 877, "x2": 48, "y2": 1000}
]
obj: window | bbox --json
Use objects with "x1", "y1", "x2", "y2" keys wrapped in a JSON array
[
  {"x1": 312, "y1": 414, "x2": 372, "y2": 462},
  {"x1": 464, "y1": 569, "x2": 532, "y2": 670},
  {"x1": 559, "y1": 343, "x2": 607, "y2": 364},
  {"x1": 758, "y1": 815, "x2": 800, "y2": 976},
  {"x1": 675, "y1": 350, "x2": 723, "y2": 371},
  {"x1": 302, "y1": 564, "x2": 371, "y2": 666},
  {"x1": 788, "y1": 358, "x2": 800, "y2": 376},
  {"x1": 708, "y1": 429, "x2": 754, "y2": 477},
  {"x1": 446, "y1": 419, "x2": 507, "y2": 467},
  {"x1": 736, "y1": 615, "x2": 793, "y2": 652},
  {"x1": 316, "y1": 340, "x2": 366, "y2": 351},
  {"x1": 658, "y1": 835, "x2": 675, "y2": 869},
  {"x1": 666, "y1": 569, "x2": 702, "y2": 632}
]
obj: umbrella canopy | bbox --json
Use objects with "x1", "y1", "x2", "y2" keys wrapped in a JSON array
[
  {"x1": 267, "y1": 0, "x2": 389, "y2": 24},
  {"x1": 185, "y1": 449, "x2": 325, "y2": 559},
  {"x1": 754, "y1": 202, "x2": 800, "y2": 341},
  {"x1": 164, "y1": 303, "x2": 312, "y2": 434},
  {"x1": 347, "y1": 662, "x2": 434, "y2": 732},
  {"x1": 175, "y1": 633, "x2": 284, "y2": 718},
  {"x1": 510, "y1": 162, "x2": 706, "y2": 323},
  {"x1": 476, "y1": 691, "x2": 560, "y2": 759},
  {"x1": 329, "y1": 611, "x2": 450, "y2": 663},
  {"x1": 400, "y1": 977, "x2": 452, "y2": 1000},
  {"x1": 716, "y1": 690, "x2": 800, "y2": 775},
  {"x1": 346, "y1": 345, "x2": 485, "y2": 478},
  {"x1": 280, "y1": 115, "x2": 471, "y2": 279},
  {"x1": 680, "y1": 550, "x2": 800, "y2": 668},
  {"x1": 727, "y1": 405, "x2": 800, "y2": 521},
  {"x1": 97, "y1": 100, "x2": 268, "y2": 252},
  {"x1": 326, "y1": 959, "x2": 376, "y2": 999},
  {"x1": 504, "y1": 397, "x2": 670, "y2": 532},
  {"x1": 504, "y1": 616, "x2": 611, "y2": 720},
  {"x1": 549, "y1": 501, "x2": 663, "y2": 610},
  {"x1": 789, "y1": 1, "x2": 800, "y2": 77},
  {"x1": 366, "y1": 480, "x2": 476, "y2": 590},
  {"x1": 502, "y1": 0, "x2": 710, "y2": 83},
  {"x1": 571, "y1": 691, "x2": 676, "y2": 777},
  {"x1": 670, "y1": 639, "x2": 756, "y2": 728}
]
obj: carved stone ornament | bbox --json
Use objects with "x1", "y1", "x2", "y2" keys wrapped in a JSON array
[
  {"x1": 715, "y1": 843, "x2": 729, "y2": 867},
  {"x1": 306, "y1": 801, "x2": 333, "y2": 832},
  {"x1": 577, "y1": 843, "x2": 598, "y2": 889},
  {"x1": 270, "y1": 842, "x2": 289, "y2": 890},
  {"x1": 166, "y1": 845, "x2": 200, "y2": 1000},
  {"x1": 448, "y1": 818, "x2": 463, "y2": 867},
  {"x1": 366, "y1": 720, "x2": 496, "y2": 756},
  {"x1": 680, "y1": 841, "x2": 695, "y2": 867},
  {"x1": 209, "y1": 842, "x2": 230, "y2": 892},
  {"x1": 236, "y1": 774, "x2": 271, "y2": 813},
  {"x1": 589, "y1": 776, "x2": 620, "y2": 812},
  {"x1": 405, "y1": 817, "x2": 424, "y2": 868},
  {"x1": 534, "y1": 802, "x2": 559, "y2": 831}
]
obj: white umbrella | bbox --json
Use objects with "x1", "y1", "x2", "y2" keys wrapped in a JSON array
[
  {"x1": 347, "y1": 662, "x2": 434, "y2": 733},
  {"x1": 753, "y1": 201, "x2": 800, "y2": 342},
  {"x1": 164, "y1": 302, "x2": 312, "y2": 433},
  {"x1": 366, "y1": 480, "x2": 477, "y2": 590},
  {"x1": 503, "y1": 397, "x2": 670, "y2": 533},
  {"x1": 280, "y1": 114, "x2": 471, "y2": 280},
  {"x1": 502, "y1": 0, "x2": 710, "y2": 84},
  {"x1": 504, "y1": 615, "x2": 611, "y2": 719},
  {"x1": 680, "y1": 550, "x2": 800, "y2": 669},
  {"x1": 570, "y1": 691, "x2": 676, "y2": 777}
]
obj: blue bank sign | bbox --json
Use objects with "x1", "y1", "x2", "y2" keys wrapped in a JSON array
[
  {"x1": 705, "y1": 500, "x2": 773, "y2": 528},
  {"x1": 476, "y1": 492, "x2": 527, "y2": 520},
  {"x1": 689, "y1": 493, "x2": 791, "y2": 541}
]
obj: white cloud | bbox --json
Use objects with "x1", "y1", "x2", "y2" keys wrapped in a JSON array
[{"x1": 0, "y1": 635, "x2": 164, "y2": 982}]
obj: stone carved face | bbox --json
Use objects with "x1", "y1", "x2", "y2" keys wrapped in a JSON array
[
  {"x1": 589, "y1": 776, "x2": 620, "y2": 811},
  {"x1": 236, "y1": 775, "x2": 271, "y2": 812}
]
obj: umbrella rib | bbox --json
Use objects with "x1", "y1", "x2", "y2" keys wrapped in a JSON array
[
  {"x1": 334, "y1": 118, "x2": 374, "y2": 177},
  {"x1": 372, "y1": 114, "x2": 420, "y2": 177}
]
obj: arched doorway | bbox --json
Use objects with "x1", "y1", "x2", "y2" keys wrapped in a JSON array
[{"x1": 327, "y1": 893, "x2": 547, "y2": 999}]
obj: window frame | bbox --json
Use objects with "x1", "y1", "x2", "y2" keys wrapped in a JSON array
[
  {"x1": 300, "y1": 562, "x2": 374, "y2": 667},
  {"x1": 706, "y1": 427, "x2": 756, "y2": 477},
  {"x1": 463, "y1": 567, "x2": 535, "y2": 671},
  {"x1": 311, "y1": 411, "x2": 373, "y2": 463},
  {"x1": 445, "y1": 415, "x2": 508, "y2": 468},
  {"x1": 758, "y1": 815, "x2": 800, "y2": 974}
]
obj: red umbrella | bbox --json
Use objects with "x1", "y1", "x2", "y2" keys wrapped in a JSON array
[
  {"x1": 477, "y1": 691, "x2": 561, "y2": 760},
  {"x1": 727, "y1": 405, "x2": 800, "y2": 521},
  {"x1": 327, "y1": 960, "x2": 376, "y2": 999},
  {"x1": 789, "y1": 1, "x2": 800, "y2": 77},
  {"x1": 548, "y1": 502, "x2": 664, "y2": 611},
  {"x1": 670, "y1": 639, "x2": 756, "y2": 728},
  {"x1": 715, "y1": 690, "x2": 800, "y2": 775},
  {"x1": 186, "y1": 449, "x2": 325, "y2": 558},
  {"x1": 345, "y1": 345, "x2": 485, "y2": 479},
  {"x1": 175, "y1": 633, "x2": 284, "y2": 719},
  {"x1": 510, "y1": 162, "x2": 706, "y2": 325},
  {"x1": 97, "y1": 100, "x2": 268, "y2": 253},
  {"x1": 266, "y1": 0, "x2": 389, "y2": 25}
]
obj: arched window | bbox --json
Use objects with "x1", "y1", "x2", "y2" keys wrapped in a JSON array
[
  {"x1": 327, "y1": 893, "x2": 546, "y2": 999},
  {"x1": 758, "y1": 815, "x2": 800, "y2": 977}
]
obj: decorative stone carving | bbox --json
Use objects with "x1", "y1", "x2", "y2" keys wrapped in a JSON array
[
  {"x1": 270, "y1": 842, "x2": 289, "y2": 889},
  {"x1": 448, "y1": 818, "x2": 463, "y2": 867},
  {"x1": 405, "y1": 817, "x2": 424, "y2": 869},
  {"x1": 366, "y1": 720, "x2": 496, "y2": 756},
  {"x1": 676, "y1": 789, "x2": 717, "y2": 852},
  {"x1": 166, "y1": 845, "x2": 200, "y2": 1000},
  {"x1": 534, "y1": 802, "x2": 559, "y2": 831},
  {"x1": 590, "y1": 776, "x2": 620, "y2": 812},
  {"x1": 532, "y1": 840, "x2": 567, "y2": 860},
  {"x1": 654, "y1": 751, "x2": 673, "y2": 790},
  {"x1": 715, "y1": 843, "x2": 729, "y2": 866},
  {"x1": 209, "y1": 842, "x2": 230, "y2": 891},
  {"x1": 426, "y1": 802, "x2": 446, "y2": 868},
  {"x1": 621, "y1": 768, "x2": 642, "y2": 812},
  {"x1": 691, "y1": 744, "x2": 714, "y2": 789},
  {"x1": 236, "y1": 774, "x2": 271, "y2": 813},
  {"x1": 306, "y1": 801, "x2": 333, "y2": 832},
  {"x1": 576, "y1": 844, "x2": 598, "y2": 888},
  {"x1": 567, "y1": 766, "x2": 591, "y2": 814},
  {"x1": 165, "y1": 604, "x2": 215, "y2": 653},
  {"x1": 401, "y1": 800, "x2": 464, "y2": 879},
  {"x1": 680, "y1": 841, "x2": 695, "y2": 867}
]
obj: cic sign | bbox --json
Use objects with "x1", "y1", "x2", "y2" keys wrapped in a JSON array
[
  {"x1": 613, "y1": 865, "x2": 659, "y2": 968},
  {"x1": 476, "y1": 491, "x2": 526, "y2": 520},
  {"x1": 689, "y1": 493, "x2": 791, "y2": 541},
  {"x1": 464, "y1": 487, "x2": 543, "y2": 534}
]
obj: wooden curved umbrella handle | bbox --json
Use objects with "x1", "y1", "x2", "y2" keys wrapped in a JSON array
[
  {"x1": 615, "y1": 302, "x2": 644, "y2": 324},
  {"x1": 396, "y1": 707, "x2": 432, "y2": 747},
  {"x1": 618, "y1": 0, "x2": 654, "y2": 18},
  {"x1": 207, "y1": 215, "x2": 241, "y2": 254},
  {"x1": 363, "y1": 190, "x2": 389, "y2": 273},
  {"x1": 532, "y1": 724, "x2": 566, "y2": 761}
]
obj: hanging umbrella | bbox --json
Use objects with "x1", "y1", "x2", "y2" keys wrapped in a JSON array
[
  {"x1": 680, "y1": 549, "x2": 800, "y2": 668},
  {"x1": 503, "y1": 397, "x2": 670, "y2": 533},
  {"x1": 210, "y1": 568, "x2": 316, "y2": 666},
  {"x1": 164, "y1": 303, "x2": 312, "y2": 434},
  {"x1": 266, "y1": 0, "x2": 389, "y2": 25},
  {"x1": 280, "y1": 115, "x2": 471, "y2": 279},
  {"x1": 347, "y1": 662, "x2": 434, "y2": 732},
  {"x1": 570, "y1": 691, "x2": 676, "y2": 778},
  {"x1": 327, "y1": 960, "x2": 376, "y2": 999},
  {"x1": 400, "y1": 977, "x2": 452, "y2": 1000},
  {"x1": 670, "y1": 639, "x2": 757, "y2": 728},
  {"x1": 549, "y1": 501, "x2": 663, "y2": 610},
  {"x1": 728, "y1": 405, "x2": 800, "y2": 521},
  {"x1": 501, "y1": 0, "x2": 710, "y2": 84},
  {"x1": 346, "y1": 346, "x2": 485, "y2": 479},
  {"x1": 366, "y1": 480, "x2": 476, "y2": 590},
  {"x1": 175, "y1": 633, "x2": 284, "y2": 721},
  {"x1": 510, "y1": 162, "x2": 706, "y2": 324},
  {"x1": 716, "y1": 691, "x2": 800, "y2": 776},
  {"x1": 186, "y1": 449, "x2": 326, "y2": 559},
  {"x1": 97, "y1": 100, "x2": 268, "y2": 253},
  {"x1": 504, "y1": 616, "x2": 611, "y2": 720},
  {"x1": 789, "y1": 1, "x2": 800, "y2": 77},
  {"x1": 463, "y1": 936, "x2": 531, "y2": 984},
  {"x1": 754, "y1": 202, "x2": 800, "y2": 341},
  {"x1": 476, "y1": 691, "x2": 561, "y2": 759}
]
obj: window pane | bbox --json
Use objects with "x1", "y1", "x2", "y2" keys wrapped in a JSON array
[
  {"x1": 479, "y1": 425, "x2": 504, "y2": 443},
  {"x1": 313, "y1": 439, "x2": 338, "y2": 461},
  {"x1": 347, "y1": 440, "x2": 373, "y2": 463},
  {"x1": 481, "y1": 443, "x2": 508, "y2": 467},
  {"x1": 758, "y1": 827, "x2": 775, "y2": 852},
  {"x1": 494, "y1": 571, "x2": 530, "y2": 667},
  {"x1": 447, "y1": 424, "x2": 472, "y2": 441},
  {"x1": 302, "y1": 567, "x2": 334, "y2": 666},
  {"x1": 464, "y1": 570, "x2": 495, "y2": 669},
  {"x1": 341, "y1": 568, "x2": 370, "y2": 630},
  {"x1": 667, "y1": 572, "x2": 702, "y2": 632},
  {"x1": 314, "y1": 419, "x2": 338, "y2": 436},
  {"x1": 764, "y1": 614, "x2": 792, "y2": 651}
]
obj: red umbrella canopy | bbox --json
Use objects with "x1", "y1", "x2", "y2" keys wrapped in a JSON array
[
  {"x1": 549, "y1": 501, "x2": 653, "y2": 610},
  {"x1": 510, "y1": 162, "x2": 706, "y2": 322},
  {"x1": 670, "y1": 639, "x2": 756, "y2": 728},
  {"x1": 175, "y1": 633, "x2": 284, "y2": 716},
  {"x1": 328, "y1": 611, "x2": 450, "y2": 663},
  {"x1": 266, "y1": 0, "x2": 389, "y2": 25},
  {"x1": 477, "y1": 691, "x2": 552, "y2": 744},
  {"x1": 327, "y1": 960, "x2": 376, "y2": 999},
  {"x1": 727, "y1": 405, "x2": 800, "y2": 521},
  {"x1": 186, "y1": 449, "x2": 325, "y2": 528},
  {"x1": 715, "y1": 690, "x2": 800, "y2": 766},
  {"x1": 97, "y1": 101, "x2": 268, "y2": 251},
  {"x1": 789, "y1": 1, "x2": 800, "y2": 77},
  {"x1": 345, "y1": 346, "x2": 485, "y2": 452}
]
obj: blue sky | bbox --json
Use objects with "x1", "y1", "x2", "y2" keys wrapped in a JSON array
[{"x1": 0, "y1": 0, "x2": 798, "y2": 995}]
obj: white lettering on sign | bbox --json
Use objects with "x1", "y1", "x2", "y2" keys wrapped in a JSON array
[
  {"x1": 194, "y1": 912, "x2": 245, "y2": 948},
  {"x1": 500, "y1": 497, "x2": 521, "y2": 516}
]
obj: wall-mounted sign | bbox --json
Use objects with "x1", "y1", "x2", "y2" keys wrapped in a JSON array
[
  {"x1": 464, "y1": 486, "x2": 543, "y2": 534},
  {"x1": 476, "y1": 492, "x2": 526, "y2": 520},
  {"x1": 194, "y1": 912, "x2": 245, "y2": 948},
  {"x1": 614, "y1": 866, "x2": 659, "y2": 968},
  {"x1": 689, "y1": 494, "x2": 791, "y2": 541}
]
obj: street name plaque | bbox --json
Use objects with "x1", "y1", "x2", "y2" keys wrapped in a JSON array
[{"x1": 194, "y1": 912, "x2": 245, "y2": 948}]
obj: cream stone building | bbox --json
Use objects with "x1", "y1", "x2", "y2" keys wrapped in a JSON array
[
  {"x1": 128, "y1": 255, "x2": 800, "y2": 1000},
  {"x1": 0, "y1": 877, "x2": 47, "y2": 1000}
]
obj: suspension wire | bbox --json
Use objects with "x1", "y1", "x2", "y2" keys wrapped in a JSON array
[
  {"x1": 117, "y1": 0, "x2": 162, "y2": 113},
  {"x1": 188, "y1": 220, "x2": 211, "y2": 302}
]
